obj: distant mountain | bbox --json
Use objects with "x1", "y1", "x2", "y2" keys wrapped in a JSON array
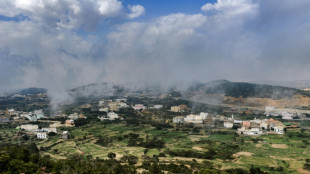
[
  {"x1": 251, "y1": 80, "x2": 310, "y2": 89},
  {"x1": 188, "y1": 80, "x2": 309, "y2": 99},
  {"x1": 19, "y1": 88, "x2": 47, "y2": 95},
  {"x1": 68, "y1": 82, "x2": 125, "y2": 98}
]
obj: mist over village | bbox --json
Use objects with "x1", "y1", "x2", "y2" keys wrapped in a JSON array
[{"x1": 1, "y1": 0, "x2": 310, "y2": 173}]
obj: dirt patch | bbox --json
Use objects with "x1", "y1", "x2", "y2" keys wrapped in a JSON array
[
  {"x1": 189, "y1": 135, "x2": 207, "y2": 142},
  {"x1": 43, "y1": 152, "x2": 67, "y2": 160},
  {"x1": 255, "y1": 144, "x2": 262, "y2": 148},
  {"x1": 297, "y1": 169, "x2": 310, "y2": 174},
  {"x1": 192, "y1": 146, "x2": 204, "y2": 151},
  {"x1": 271, "y1": 144, "x2": 288, "y2": 149},
  {"x1": 234, "y1": 152, "x2": 253, "y2": 158},
  {"x1": 159, "y1": 157, "x2": 204, "y2": 163}
]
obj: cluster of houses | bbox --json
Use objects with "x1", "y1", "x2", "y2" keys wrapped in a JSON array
[
  {"x1": 173, "y1": 113, "x2": 285, "y2": 136},
  {"x1": 264, "y1": 106, "x2": 310, "y2": 120},
  {"x1": 98, "y1": 98, "x2": 128, "y2": 112},
  {"x1": 237, "y1": 118, "x2": 285, "y2": 135},
  {"x1": 98, "y1": 112, "x2": 122, "y2": 121},
  {"x1": 173, "y1": 112, "x2": 233, "y2": 124},
  {"x1": 17, "y1": 124, "x2": 57, "y2": 139},
  {"x1": 17, "y1": 123, "x2": 71, "y2": 140},
  {"x1": 0, "y1": 109, "x2": 46, "y2": 123}
]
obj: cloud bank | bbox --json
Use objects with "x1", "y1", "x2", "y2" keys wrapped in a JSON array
[{"x1": 1, "y1": 0, "x2": 310, "y2": 106}]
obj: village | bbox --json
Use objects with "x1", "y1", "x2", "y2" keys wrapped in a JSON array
[
  {"x1": 0, "y1": 94, "x2": 303, "y2": 142},
  {"x1": 0, "y1": 92, "x2": 310, "y2": 174}
]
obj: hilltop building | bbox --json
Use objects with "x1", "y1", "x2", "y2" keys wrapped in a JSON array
[
  {"x1": 132, "y1": 104, "x2": 146, "y2": 110},
  {"x1": 36, "y1": 132, "x2": 47, "y2": 139},
  {"x1": 173, "y1": 116, "x2": 185, "y2": 124}
]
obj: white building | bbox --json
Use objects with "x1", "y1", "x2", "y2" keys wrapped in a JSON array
[
  {"x1": 224, "y1": 121, "x2": 233, "y2": 128},
  {"x1": 99, "y1": 107, "x2": 109, "y2": 112},
  {"x1": 154, "y1": 105, "x2": 163, "y2": 109},
  {"x1": 118, "y1": 102, "x2": 128, "y2": 108},
  {"x1": 238, "y1": 127, "x2": 262, "y2": 135},
  {"x1": 107, "y1": 112, "x2": 119, "y2": 120},
  {"x1": 34, "y1": 109, "x2": 43, "y2": 115},
  {"x1": 183, "y1": 112, "x2": 208, "y2": 124},
  {"x1": 42, "y1": 127, "x2": 57, "y2": 133},
  {"x1": 116, "y1": 98, "x2": 127, "y2": 103},
  {"x1": 99, "y1": 99, "x2": 105, "y2": 106},
  {"x1": 233, "y1": 120, "x2": 243, "y2": 124},
  {"x1": 68, "y1": 113, "x2": 79, "y2": 120},
  {"x1": 271, "y1": 126, "x2": 284, "y2": 134},
  {"x1": 173, "y1": 116, "x2": 185, "y2": 123},
  {"x1": 37, "y1": 132, "x2": 47, "y2": 139},
  {"x1": 199, "y1": 112, "x2": 208, "y2": 119},
  {"x1": 98, "y1": 112, "x2": 119, "y2": 121},
  {"x1": 281, "y1": 111, "x2": 294, "y2": 120},
  {"x1": 132, "y1": 104, "x2": 146, "y2": 110},
  {"x1": 21, "y1": 124, "x2": 39, "y2": 131}
]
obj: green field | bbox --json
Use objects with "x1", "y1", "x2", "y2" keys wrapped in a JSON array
[{"x1": 1, "y1": 121, "x2": 310, "y2": 174}]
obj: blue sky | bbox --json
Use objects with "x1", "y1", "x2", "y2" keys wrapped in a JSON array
[{"x1": 122, "y1": 0, "x2": 216, "y2": 18}]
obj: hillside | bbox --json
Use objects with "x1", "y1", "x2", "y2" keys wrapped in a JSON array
[
  {"x1": 186, "y1": 80, "x2": 310, "y2": 108},
  {"x1": 19, "y1": 88, "x2": 47, "y2": 95},
  {"x1": 188, "y1": 80, "x2": 309, "y2": 99}
]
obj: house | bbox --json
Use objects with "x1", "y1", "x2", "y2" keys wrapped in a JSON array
[
  {"x1": 233, "y1": 120, "x2": 243, "y2": 124},
  {"x1": 37, "y1": 132, "x2": 47, "y2": 139},
  {"x1": 98, "y1": 99, "x2": 105, "y2": 106},
  {"x1": 272, "y1": 126, "x2": 284, "y2": 134},
  {"x1": 108, "y1": 102, "x2": 119, "y2": 111},
  {"x1": 242, "y1": 121, "x2": 251, "y2": 128},
  {"x1": 62, "y1": 131, "x2": 71, "y2": 139},
  {"x1": 154, "y1": 105, "x2": 163, "y2": 109},
  {"x1": 199, "y1": 112, "x2": 208, "y2": 119},
  {"x1": 115, "y1": 98, "x2": 127, "y2": 103},
  {"x1": 118, "y1": 102, "x2": 128, "y2": 108},
  {"x1": 42, "y1": 127, "x2": 57, "y2": 133},
  {"x1": 238, "y1": 127, "x2": 262, "y2": 135},
  {"x1": 65, "y1": 120, "x2": 74, "y2": 126},
  {"x1": 68, "y1": 113, "x2": 79, "y2": 120},
  {"x1": 98, "y1": 112, "x2": 119, "y2": 121},
  {"x1": 224, "y1": 121, "x2": 233, "y2": 128},
  {"x1": 184, "y1": 113, "x2": 206, "y2": 124},
  {"x1": 179, "y1": 105, "x2": 188, "y2": 112},
  {"x1": 21, "y1": 124, "x2": 39, "y2": 131},
  {"x1": 99, "y1": 107, "x2": 109, "y2": 112},
  {"x1": 34, "y1": 109, "x2": 44, "y2": 119},
  {"x1": 0, "y1": 115, "x2": 11, "y2": 123},
  {"x1": 173, "y1": 116, "x2": 185, "y2": 123},
  {"x1": 23, "y1": 113, "x2": 38, "y2": 121},
  {"x1": 281, "y1": 111, "x2": 294, "y2": 120},
  {"x1": 132, "y1": 104, "x2": 146, "y2": 110},
  {"x1": 107, "y1": 112, "x2": 119, "y2": 120},
  {"x1": 171, "y1": 106, "x2": 181, "y2": 112},
  {"x1": 79, "y1": 113, "x2": 86, "y2": 119},
  {"x1": 50, "y1": 121, "x2": 62, "y2": 128}
]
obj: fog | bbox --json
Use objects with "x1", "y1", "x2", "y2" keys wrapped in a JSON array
[{"x1": 1, "y1": 0, "x2": 310, "y2": 108}]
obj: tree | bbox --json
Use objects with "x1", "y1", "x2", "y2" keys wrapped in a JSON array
[{"x1": 108, "y1": 152, "x2": 116, "y2": 159}]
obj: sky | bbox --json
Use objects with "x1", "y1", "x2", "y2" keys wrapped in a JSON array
[{"x1": 1, "y1": 0, "x2": 310, "y2": 103}]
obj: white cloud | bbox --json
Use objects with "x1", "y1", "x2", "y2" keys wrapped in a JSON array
[
  {"x1": 0, "y1": 0, "x2": 145, "y2": 30},
  {"x1": 128, "y1": 5, "x2": 145, "y2": 19},
  {"x1": 97, "y1": 0, "x2": 122, "y2": 16},
  {"x1": 1, "y1": 0, "x2": 310, "y2": 106},
  {"x1": 201, "y1": 0, "x2": 258, "y2": 18}
]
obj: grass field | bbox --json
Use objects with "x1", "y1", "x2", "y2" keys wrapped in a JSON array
[{"x1": 2, "y1": 122, "x2": 310, "y2": 173}]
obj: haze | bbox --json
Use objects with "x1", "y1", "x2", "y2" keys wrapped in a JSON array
[{"x1": 1, "y1": 0, "x2": 310, "y2": 98}]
